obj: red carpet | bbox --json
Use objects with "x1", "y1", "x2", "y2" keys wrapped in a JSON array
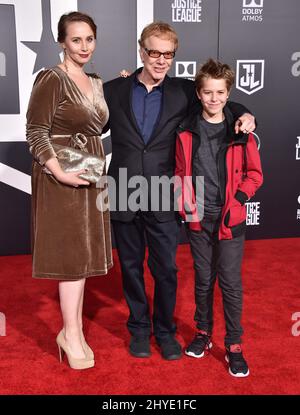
[{"x1": 0, "y1": 238, "x2": 300, "y2": 395}]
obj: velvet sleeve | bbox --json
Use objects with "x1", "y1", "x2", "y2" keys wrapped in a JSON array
[{"x1": 26, "y1": 69, "x2": 62, "y2": 165}]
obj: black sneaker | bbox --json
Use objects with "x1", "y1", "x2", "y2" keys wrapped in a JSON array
[
  {"x1": 225, "y1": 344, "x2": 250, "y2": 377},
  {"x1": 185, "y1": 331, "x2": 212, "y2": 358},
  {"x1": 157, "y1": 337, "x2": 182, "y2": 360},
  {"x1": 129, "y1": 336, "x2": 151, "y2": 358}
]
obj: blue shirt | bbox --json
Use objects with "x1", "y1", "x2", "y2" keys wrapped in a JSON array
[{"x1": 132, "y1": 75, "x2": 163, "y2": 144}]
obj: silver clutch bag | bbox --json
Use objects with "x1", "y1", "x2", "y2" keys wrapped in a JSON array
[{"x1": 44, "y1": 133, "x2": 105, "y2": 184}]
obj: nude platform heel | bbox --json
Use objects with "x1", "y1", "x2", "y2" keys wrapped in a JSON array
[{"x1": 56, "y1": 330, "x2": 95, "y2": 370}]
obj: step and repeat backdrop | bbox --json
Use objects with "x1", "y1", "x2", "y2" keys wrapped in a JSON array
[{"x1": 0, "y1": 0, "x2": 299, "y2": 255}]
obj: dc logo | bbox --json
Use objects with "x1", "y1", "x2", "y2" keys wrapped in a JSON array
[
  {"x1": 236, "y1": 60, "x2": 265, "y2": 95},
  {"x1": 243, "y1": 0, "x2": 263, "y2": 7},
  {"x1": 175, "y1": 61, "x2": 196, "y2": 78}
]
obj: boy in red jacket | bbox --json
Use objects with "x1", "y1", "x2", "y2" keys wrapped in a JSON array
[{"x1": 175, "y1": 59, "x2": 263, "y2": 377}]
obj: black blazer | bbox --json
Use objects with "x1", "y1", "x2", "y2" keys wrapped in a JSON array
[{"x1": 103, "y1": 69, "x2": 248, "y2": 222}]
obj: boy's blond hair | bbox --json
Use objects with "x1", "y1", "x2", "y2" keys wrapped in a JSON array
[{"x1": 195, "y1": 58, "x2": 235, "y2": 92}]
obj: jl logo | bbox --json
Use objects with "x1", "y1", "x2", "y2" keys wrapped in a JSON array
[{"x1": 236, "y1": 60, "x2": 265, "y2": 95}]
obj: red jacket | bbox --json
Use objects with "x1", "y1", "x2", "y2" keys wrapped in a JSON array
[{"x1": 174, "y1": 108, "x2": 263, "y2": 240}]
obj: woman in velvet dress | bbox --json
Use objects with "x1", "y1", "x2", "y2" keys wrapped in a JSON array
[{"x1": 26, "y1": 12, "x2": 113, "y2": 370}]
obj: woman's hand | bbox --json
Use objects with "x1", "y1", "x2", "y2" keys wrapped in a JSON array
[
  {"x1": 44, "y1": 157, "x2": 89, "y2": 187},
  {"x1": 54, "y1": 170, "x2": 90, "y2": 187}
]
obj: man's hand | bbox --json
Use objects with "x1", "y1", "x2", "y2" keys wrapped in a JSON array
[{"x1": 234, "y1": 113, "x2": 256, "y2": 134}]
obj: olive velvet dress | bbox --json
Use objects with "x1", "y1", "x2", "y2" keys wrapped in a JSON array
[{"x1": 26, "y1": 66, "x2": 113, "y2": 279}]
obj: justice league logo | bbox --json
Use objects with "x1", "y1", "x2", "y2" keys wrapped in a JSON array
[
  {"x1": 246, "y1": 201, "x2": 260, "y2": 226},
  {"x1": 236, "y1": 60, "x2": 265, "y2": 95},
  {"x1": 171, "y1": 0, "x2": 202, "y2": 23}
]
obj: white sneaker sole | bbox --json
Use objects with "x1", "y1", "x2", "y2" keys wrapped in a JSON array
[
  {"x1": 225, "y1": 355, "x2": 250, "y2": 377},
  {"x1": 185, "y1": 342, "x2": 213, "y2": 358}
]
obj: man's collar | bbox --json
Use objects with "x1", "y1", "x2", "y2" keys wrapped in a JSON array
[{"x1": 134, "y1": 68, "x2": 165, "y2": 91}]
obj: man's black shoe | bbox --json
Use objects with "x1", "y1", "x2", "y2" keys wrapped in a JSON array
[
  {"x1": 129, "y1": 336, "x2": 151, "y2": 358},
  {"x1": 157, "y1": 337, "x2": 182, "y2": 360}
]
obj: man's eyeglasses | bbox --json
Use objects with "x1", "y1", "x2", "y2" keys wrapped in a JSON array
[{"x1": 144, "y1": 48, "x2": 175, "y2": 60}]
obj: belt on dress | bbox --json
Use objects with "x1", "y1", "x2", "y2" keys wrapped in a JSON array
[{"x1": 50, "y1": 133, "x2": 101, "y2": 151}]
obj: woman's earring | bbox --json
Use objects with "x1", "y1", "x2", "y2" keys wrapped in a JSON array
[{"x1": 63, "y1": 49, "x2": 68, "y2": 73}]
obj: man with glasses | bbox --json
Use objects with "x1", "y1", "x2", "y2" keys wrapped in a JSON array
[{"x1": 103, "y1": 22, "x2": 255, "y2": 361}]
